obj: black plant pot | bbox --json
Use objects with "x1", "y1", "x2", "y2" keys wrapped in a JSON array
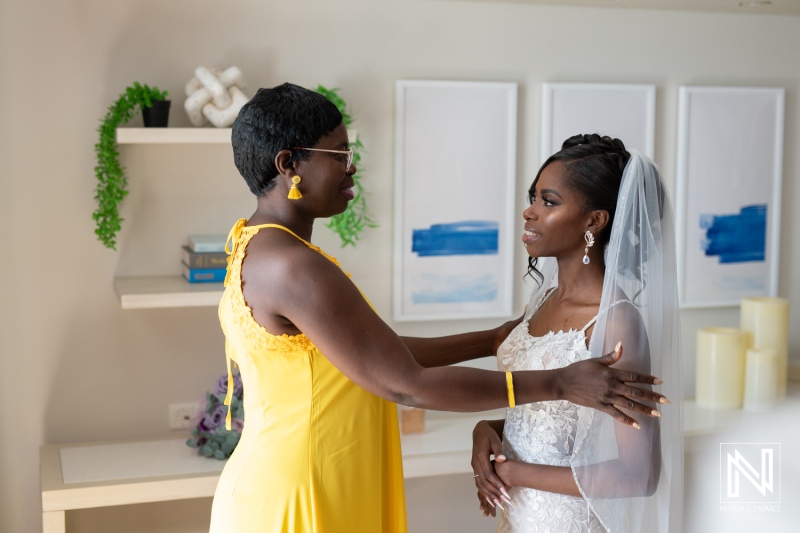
[{"x1": 142, "y1": 99, "x2": 171, "y2": 127}]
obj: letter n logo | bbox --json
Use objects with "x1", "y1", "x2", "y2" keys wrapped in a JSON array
[{"x1": 720, "y1": 443, "x2": 780, "y2": 504}]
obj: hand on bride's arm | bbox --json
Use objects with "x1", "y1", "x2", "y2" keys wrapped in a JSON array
[
  {"x1": 494, "y1": 459, "x2": 517, "y2": 486},
  {"x1": 555, "y1": 343, "x2": 668, "y2": 428},
  {"x1": 472, "y1": 420, "x2": 510, "y2": 517}
]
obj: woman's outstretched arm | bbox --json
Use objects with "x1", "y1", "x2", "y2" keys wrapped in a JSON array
[
  {"x1": 243, "y1": 236, "x2": 667, "y2": 421},
  {"x1": 400, "y1": 315, "x2": 522, "y2": 368}
]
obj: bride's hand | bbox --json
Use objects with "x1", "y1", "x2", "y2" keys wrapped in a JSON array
[
  {"x1": 556, "y1": 342, "x2": 669, "y2": 428},
  {"x1": 478, "y1": 491, "x2": 496, "y2": 518},
  {"x1": 472, "y1": 421, "x2": 511, "y2": 516}
]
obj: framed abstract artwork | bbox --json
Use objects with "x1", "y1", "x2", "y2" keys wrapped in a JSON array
[
  {"x1": 675, "y1": 86, "x2": 784, "y2": 308},
  {"x1": 393, "y1": 80, "x2": 517, "y2": 321},
  {"x1": 540, "y1": 83, "x2": 656, "y2": 163}
]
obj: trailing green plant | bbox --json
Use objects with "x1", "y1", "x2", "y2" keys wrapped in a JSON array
[
  {"x1": 316, "y1": 85, "x2": 377, "y2": 247},
  {"x1": 93, "y1": 82, "x2": 169, "y2": 249}
]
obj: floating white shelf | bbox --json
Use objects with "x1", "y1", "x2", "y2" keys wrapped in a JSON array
[
  {"x1": 116, "y1": 127, "x2": 232, "y2": 144},
  {"x1": 114, "y1": 276, "x2": 223, "y2": 309}
]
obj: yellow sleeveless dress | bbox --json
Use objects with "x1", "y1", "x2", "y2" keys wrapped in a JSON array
[{"x1": 209, "y1": 220, "x2": 407, "y2": 533}]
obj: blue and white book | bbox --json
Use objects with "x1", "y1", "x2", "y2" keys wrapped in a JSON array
[
  {"x1": 187, "y1": 234, "x2": 228, "y2": 253},
  {"x1": 181, "y1": 263, "x2": 226, "y2": 283},
  {"x1": 182, "y1": 246, "x2": 228, "y2": 269}
]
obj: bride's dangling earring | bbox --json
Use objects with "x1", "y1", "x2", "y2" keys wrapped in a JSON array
[{"x1": 582, "y1": 230, "x2": 594, "y2": 265}]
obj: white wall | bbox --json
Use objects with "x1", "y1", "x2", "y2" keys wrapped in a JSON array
[{"x1": 1, "y1": 1, "x2": 799, "y2": 532}]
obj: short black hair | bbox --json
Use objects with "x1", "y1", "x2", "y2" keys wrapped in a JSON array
[
  {"x1": 526, "y1": 134, "x2": 630, "y2": 283},
  {"x1": 231, "y1": 83, "x2": 343, "y2": 196}
]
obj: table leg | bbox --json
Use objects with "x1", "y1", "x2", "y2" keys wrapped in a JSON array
[{"x1": 43, "y1": 510, "x2": 65, "y2": 533}]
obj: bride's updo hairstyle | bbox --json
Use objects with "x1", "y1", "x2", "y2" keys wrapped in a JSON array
[{"x1": 526, "y1": 134, "x2": 631, "y2": 283}]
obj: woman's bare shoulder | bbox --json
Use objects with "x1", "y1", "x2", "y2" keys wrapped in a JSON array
[{"x1": 241, "y1": 230, "x2": 349, "y2": 322}]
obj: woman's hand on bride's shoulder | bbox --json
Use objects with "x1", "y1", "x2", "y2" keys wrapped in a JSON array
[
  {"x1": 472, "y1": 421, "x2": 512, "y2": 516},
  {"x1": 556, "y1": 342, "x2": 669, "y2": 428},
  {"x1": 492, "y1": 312, "x2": 524, "y2": 354}
]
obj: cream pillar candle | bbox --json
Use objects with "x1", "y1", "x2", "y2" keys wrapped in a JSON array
[
  {"x1": 743, "y1": 348, "x2": 779, "y2": 412},
  {"x1": 740, "y1": 297, "x2": 790, "y2": 398},
  {"x1": 696, "y1": 327, "x2": 747, "y2": 409}
]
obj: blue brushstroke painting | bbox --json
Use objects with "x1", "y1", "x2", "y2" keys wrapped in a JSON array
[
  {"x1": 411, "y1": 273, "x2": 498, "y2": 304},
  {"x1": 700, "y1": 205, "x2": 766, "y2": 264},
  {"x1": 412, "y1": 221, "x2": 499, "y2": 257}
]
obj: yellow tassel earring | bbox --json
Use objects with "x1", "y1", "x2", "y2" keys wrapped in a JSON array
[{"x1": 288, "y1": 176, "x2": 303, "y2": 200}]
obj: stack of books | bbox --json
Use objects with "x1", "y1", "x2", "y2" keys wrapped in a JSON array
[{"x1": 182, "y1": 235, "x2": 228, "y2": 283}]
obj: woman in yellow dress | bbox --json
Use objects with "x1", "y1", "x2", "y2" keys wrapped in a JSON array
[{"x1": 208, "y1": 83, "x2": 668, "y2": 533}]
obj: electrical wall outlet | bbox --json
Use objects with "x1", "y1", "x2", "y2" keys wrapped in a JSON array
[{"x1": 169, "y1": 402, "x2": 200, "y2": 430}]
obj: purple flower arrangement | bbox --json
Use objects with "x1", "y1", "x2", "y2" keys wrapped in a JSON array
[{"x1": 186, "y1": 372, "x2": 244, "y2": 460}]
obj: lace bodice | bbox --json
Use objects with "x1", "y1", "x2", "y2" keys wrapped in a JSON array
[
  {"x1": 494, "y1": 314, "x2": 604, "y2": 532},
  {"x1": 497, "y1": 326, "x2": 588, "y2": 467}
]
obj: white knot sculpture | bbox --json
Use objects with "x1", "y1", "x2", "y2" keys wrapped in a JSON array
[{"x1": 184, "y1": 66, "x2": 248, "y2": 127}]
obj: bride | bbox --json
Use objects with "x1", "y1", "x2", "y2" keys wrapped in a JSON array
[{"x1": 471, "y1": 134, "x2": 682, "y2": 533}]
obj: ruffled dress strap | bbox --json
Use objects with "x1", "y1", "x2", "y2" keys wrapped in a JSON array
[
  {"x1": 223, "y1": 218, "x2": 248, "y2": 287},
  {"x1": 226, "y1": 220, "x2": 350, "y2": 277},
  {"x1": 251, "y1": 223, "x2": 351, "y2": 277},
  {"x1": 221, "y1": 219, "x2": 248, "y2": 429}
]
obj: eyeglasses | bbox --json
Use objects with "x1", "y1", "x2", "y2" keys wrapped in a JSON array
[{"x1": 292, "y1": 147, "x2": 354, "y2": 171}]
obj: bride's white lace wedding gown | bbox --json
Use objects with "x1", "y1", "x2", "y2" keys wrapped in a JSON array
[{"x1": 494, "y1": 295, "x2": 623, "y2": 533}]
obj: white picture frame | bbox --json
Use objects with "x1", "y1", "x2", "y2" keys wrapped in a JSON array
[
  {"x1": 393, "y1": 80, "x2": 517, "y2": 321},
  {"x1": 675, "y1": 86, "x2": 784, "y2": 308},
  {"x1": 540, "y1": 83, "x2": 656, "y2": 162}
]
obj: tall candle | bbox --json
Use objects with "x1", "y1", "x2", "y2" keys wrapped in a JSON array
[
  {"x1": 740, "y1": 297, "x2": 790, "y2": 398},
  {"x1": 743, "y1": 348, "x2": 779, "y2": 413},
  {"x1": 696, "y1": 327, "x2": 747, "y2": 409}
]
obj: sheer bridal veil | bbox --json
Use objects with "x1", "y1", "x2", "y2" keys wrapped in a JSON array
[{"x1": 526, "y1": 150, "x2": 683, "y2": 533}]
